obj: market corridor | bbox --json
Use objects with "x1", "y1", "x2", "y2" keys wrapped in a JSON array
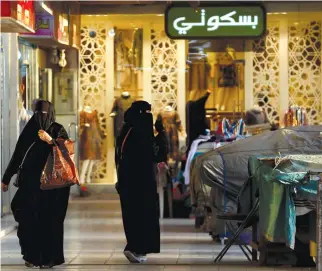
[{"x1": 0, "y1": 196, "x2": 303, "y2": 270}]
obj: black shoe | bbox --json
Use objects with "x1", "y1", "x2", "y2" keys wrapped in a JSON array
[
  {"x1": 124, "y1": 250, "x2": 141, "y2": 263},
  {"x1": 25, "y1": 261, "x2": 34, "y2": 268}
]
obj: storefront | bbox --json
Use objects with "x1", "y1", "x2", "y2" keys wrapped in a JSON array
[
  {"x1": 0, "y1": 0, "x2": 35, "y2": 232},
  {"x1": 78, "y1": 2, "x2": 322, "y2": 186}
]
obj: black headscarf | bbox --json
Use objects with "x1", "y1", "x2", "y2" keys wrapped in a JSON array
[
  {"x1": 115, "y1": 101, "x2": 153, "y2": 166},
  {"x1": 124, "y1": 101, "x2": 153, "y2": 136},
  {"x1": 33, "y1": 100, "x2": 56, "y2": 130}
]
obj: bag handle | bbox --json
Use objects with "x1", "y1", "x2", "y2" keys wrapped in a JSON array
[
  {"x1": 19, "y1": 142, "x2": 35, "y2": 169},
  {"x1": 120, "y1": 128, "x2": 132, "y2": 160}
]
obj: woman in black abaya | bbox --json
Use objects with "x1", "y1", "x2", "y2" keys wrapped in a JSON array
[
  {"x1": 115, "y1": 101, "x2": 160, "y2": 263},
  {"x1": 1, "y1": 100, "x2": 70, "y2": 268}
]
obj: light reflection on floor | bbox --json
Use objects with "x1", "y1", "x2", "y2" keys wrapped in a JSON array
[{"x1": 0, "y1": 199, "x2": 308, "y2": 270}]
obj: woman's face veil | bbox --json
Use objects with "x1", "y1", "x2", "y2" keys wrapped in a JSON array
[{"x1": 33, "y1": 100, "x2": 56, "y2": 130}]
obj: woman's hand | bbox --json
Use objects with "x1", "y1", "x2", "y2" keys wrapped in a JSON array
[
  {"x1": 38, "y1": 130, "x2": 53, "y2": 144},
  {"x1": 2, "y1": 183, "x2": 8, "y2": 192}
]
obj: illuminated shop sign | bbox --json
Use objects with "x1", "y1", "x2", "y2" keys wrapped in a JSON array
[{"x1": 165, "y1": 4, "x2": 266, "y2": 39}]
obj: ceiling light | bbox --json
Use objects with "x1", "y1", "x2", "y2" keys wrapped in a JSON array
[
  {"x1": 273, "y1": 12, "x2": 279, "y2": 15},
  {"x1": 282, "y1": 12, "x2": 287, "y2": 15},
  {"x1": 267, "y1": 13, "x2": 272, "y2": 15},
  {"x1": 157, "y1": 14, "x2": 164, "y2": 17}
]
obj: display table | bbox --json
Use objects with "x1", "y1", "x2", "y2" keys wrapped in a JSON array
[{"x1": 248, "y1": 154, "x2": 321, "y2": 266}]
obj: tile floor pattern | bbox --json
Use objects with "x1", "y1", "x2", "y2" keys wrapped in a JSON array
[{"x1": 1, "y1": 198, "x2": 314, "y2": 270}]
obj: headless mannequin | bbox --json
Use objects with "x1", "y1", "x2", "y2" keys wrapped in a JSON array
[{"x1": 80, "y1": 105, "x2": 95, "y2": 184}]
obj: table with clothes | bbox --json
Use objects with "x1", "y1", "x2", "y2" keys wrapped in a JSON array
[
  {"x1": 247, "y1": 154, "x2": 321, "y2": 266},
  {"x1": 190, "y1": 126, "x2": 322, "y2": 241}
]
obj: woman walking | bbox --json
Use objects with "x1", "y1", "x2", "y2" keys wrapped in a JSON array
[
  {"x1": 115, "y1": 101, "x2": 160, "y2": 263},
  {"x1": 1, "y1": 100, "x2": 70, "y2": 268}
]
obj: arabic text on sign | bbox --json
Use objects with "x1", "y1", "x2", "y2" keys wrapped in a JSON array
[{"x1": 173, "y1": 10, "x2": 259, "y2": 35}]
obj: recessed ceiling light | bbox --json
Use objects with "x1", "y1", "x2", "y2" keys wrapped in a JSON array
[
  {"x1": 273, "y1": 12, "x2": 279, "y2": 15},
  {"x1": 267, "y1": 13, "x2": 272, "y2": 15},
  {"x1": 157, "y1": 14, "x2": 164, "y2": 17},
  {"x1": 282, "y1": 12, "x2": 287, "y2": 15}
]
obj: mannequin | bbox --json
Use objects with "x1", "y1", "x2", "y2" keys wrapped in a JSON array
[
  {"x1": 186, "y1": 90, "x2": 211, "y2": 151},
  {"x1": 157, "y1": 105, "x2": 184, "y2": 161},
  {"x1": 79, "y1": 105, "x2": 105, "y2": 184},
  {"x1": 110, "y1": 91, "x2": 134, "y2": 141}
]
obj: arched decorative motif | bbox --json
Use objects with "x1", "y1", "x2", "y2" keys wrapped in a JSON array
[
  {"x1": 80, "y1": 24, "x2": 108, "y2": 182},
  {"x1": 252, "y1": 23, "x2": 280, "y2": 123},
  {"x1": 151, "y1": 29, "x2": 178, "y2": 114},
  {"x1": 288, "y1": 21, "x2": 322, "y2": 125}
]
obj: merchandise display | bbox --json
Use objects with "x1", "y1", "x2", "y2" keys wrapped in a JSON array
[
  {"x1": 157, "y1": 106, "x2": 184, "y2": 161},
  {"x1": 284, "y1": 106, "x2": 308, "y2": 127},
  {"x1": 110, "y1": 92, "x2": 135, "y2": 140},
  {"x1": 186, "y1": 91, "x2": 210, "y2": 150},
  {"x1": 79, "y1": 105, "x2": 105, "y2": 184}
]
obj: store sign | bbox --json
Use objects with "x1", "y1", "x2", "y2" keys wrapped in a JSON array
[
  {"x1": 165, "y1": 5, "x2": 266, "y2": 39},
  {"x1": 1, "y1": 0, "x2": 35, "y2": 31},
  {"x1": 57, "y1": 15, "x2": 69, "y2": 45},
  {"x1": 35, "y1": 14, "x2": 54, "y2": 36}
]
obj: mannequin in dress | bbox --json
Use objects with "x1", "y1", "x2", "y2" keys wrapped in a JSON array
[
  {"x1": 79, "y1": 105, "x2": 105, "y2": 184},
  {"x1": 157, "y1": 105, "x2": 184, "y2": 162},
  {"x1": 110, "y1": 91, "x2": 135, "y2": 141}
]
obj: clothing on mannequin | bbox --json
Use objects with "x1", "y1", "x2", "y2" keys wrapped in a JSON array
[
  {"x1": 157, "y1": 106, "x2": 184, "y2": 161},
  {"x1": 284, "y1": 106, "x2": 308, "y2": 127},
  {"x1": 110, "y1": 92, "x2": 135, "y2": 140},
  {"x1": 79, "y1": 105, "x2": 105, "y2": 183},
  {"x1": 186, "y1": 91, "x2": 210, "y2": 151}
]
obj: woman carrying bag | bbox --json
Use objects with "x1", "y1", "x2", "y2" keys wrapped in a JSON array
[{"x1": 1, "y1": 100, "x2": 78, "y2": 269}]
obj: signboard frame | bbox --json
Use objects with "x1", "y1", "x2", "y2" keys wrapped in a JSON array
[{"x1": 165, "y1": 3, "x2": 267, "y2": 40}]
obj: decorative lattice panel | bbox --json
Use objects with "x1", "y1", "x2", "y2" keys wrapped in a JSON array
[
  {"x1": 288, "y1": 21, "x2": 322, "y2": 125},
  {"x1": 151, "y1": 29, "x2": 178, "y2": 113},
  {"x1": 253, "y1": 23, "x2": 280, "y2": 123},
  {"x1": 80, "y1": 24, "x2": 108, "y2": 181}
]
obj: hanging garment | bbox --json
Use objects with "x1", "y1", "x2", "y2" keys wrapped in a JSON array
[
  {"x1": 186, "y1": 92, "x2": 210, "y2": 151},
  {"x1": 115, "y1": 101, "x2": 160, "y2": 255},
  {"x1": 111, "y1": 96, "x2": 135, "y2": 140},
  {"x1": 188, "y1": 60, "x2": 210, "y2": 92},
  {"x1": 79, "y1": 110, "x2": 104, "y2": 160},
  {"x1": 184, "y1": 135, "x2": 211, "y2": 185},
  {"x1": 157, "y1": 110, "x2": 183, "y2": 161},
  {"x1": 218, "y1": 64, "x2": 237, "y2": 87}
]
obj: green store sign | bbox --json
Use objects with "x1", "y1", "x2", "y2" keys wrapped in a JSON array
[{"x1": 165, "y1": 4, "x2": 266, "y2": 39}]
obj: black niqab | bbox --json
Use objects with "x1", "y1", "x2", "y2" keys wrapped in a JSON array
[{"x1": 34, "y1": 100, "x2": 55, "y2": 130}]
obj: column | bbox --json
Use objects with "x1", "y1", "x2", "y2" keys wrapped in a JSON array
[
  {"x1": 244, "y1": 40, "x2": 254, "y2": 111},
  {"x1": 279, "y1": 20, "x2": 289, "y2": 121},
  {"x1": 176, "y1": 40, "x2": 186, "y2": 129},
  {"x1": 106, "y1": 22, "x2": 115, "y2": 184},
  {"x1": 142, "y1": 24, "x2": 152, "y2": 103}
]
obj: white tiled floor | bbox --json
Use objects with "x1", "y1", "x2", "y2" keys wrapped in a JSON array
[{"x1": 0, "y1": 198, "x2": 314, "y2": 270}]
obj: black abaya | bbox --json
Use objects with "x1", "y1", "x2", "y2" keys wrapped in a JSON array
[
  {"x1": 116, "y1": 101, "x2": 160, "y2": 255},
  {"x1": 2, "y1": 103, "x2": 70, "y2": 267}
]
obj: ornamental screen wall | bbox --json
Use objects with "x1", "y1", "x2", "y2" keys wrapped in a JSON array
[
  {"x1": 249, "y1": 17, "x2": 322, "y2": 125},
  {"x1": 80, "y1": 24, "x2": 109, "y2": 183}
]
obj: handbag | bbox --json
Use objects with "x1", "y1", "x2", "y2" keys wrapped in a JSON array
[
  {"x1": 13, "y1": 142, "x2": 36, "y2": 188},
  {"x1": 40, "y1": 138, "x2": 80, "y2": 190}
]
